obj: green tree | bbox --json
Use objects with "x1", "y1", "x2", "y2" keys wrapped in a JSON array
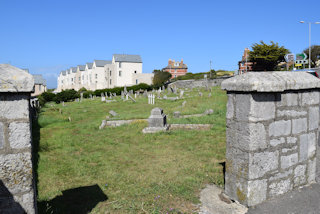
[
  {"x1": 303, "y1": 45, "x2": 320, "y2": 67},
  {"x1": 152, "y1": 70, "x2": 172, "y2": 87},
  {"x1": 249, "y1": 41, "x2": 289, "y2": 71}
]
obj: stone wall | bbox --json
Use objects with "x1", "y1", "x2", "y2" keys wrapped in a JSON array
[
  {"x1": 221, "y1": 72, "x2": 320, "y2": 207},
  {"x1": 168, "y1": 76, "x2": 230, "y2": 89},
  {"x1": 0, "y1": 64, "x2": 36, "y2": 213}
]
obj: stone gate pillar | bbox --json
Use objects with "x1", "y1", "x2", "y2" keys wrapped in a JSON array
[
  {"x1": 0, "y1": 64, "x2": 37, "y2": 213},
  {"x1": 221, "y1": 72, "x2": 320, "y2": 206}
]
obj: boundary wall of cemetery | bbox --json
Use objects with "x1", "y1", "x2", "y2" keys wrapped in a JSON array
[{"x1": 168, "y1": 76, "x2": 230, "y2": 89}]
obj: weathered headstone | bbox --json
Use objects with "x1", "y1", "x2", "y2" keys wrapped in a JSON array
[
  {"x1": 121, "y1": 91, "x2": 124, "y2": 100},
  {"x1": 80, "y1": 93, "x2": 83, "y2": 102},
  {"x1": 142, "y1": 108, "x2": 169, "y2": 133},
  {"x1": 109, "y1": 110, "x2": 117, "y2": 117},
  {"x1": 208, "y1": 93, "x2": 212, "y2": 97},
  {"x1": 173, "y1": 111, "x2": 181, "y2": 118},
  {"x1": 179, "y1": 90, "x2": 184, "y2": 98},
  {"x1": 182, "y1": 101, "x2": 187, "y2": 107},
  {"x1": 163, "y1": 95, "x2": 167, "y2": 100},
  {"x1": 99, "y1": 120, "x2": 107, "y2": 129}
]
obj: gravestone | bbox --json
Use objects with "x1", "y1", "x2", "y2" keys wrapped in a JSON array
[
  {"x1": 121, "y1": 91, "x2": 124, "y2": 100},
  {"x1": 109, "y1": 110, "x2": 117, "y2": 117},
  {"x1": 142, "y1": 108, "x2": 169, "y2": 133},
  {"x1": 80, "y1": 93, "x2": 83, "y2": 102},
  {"x1": 182, "y1": 101, "x2": 187, "y2": 107},
  {"x1": 208, "y1": 93, "x2": 212, "y2": 97},
  {"x1": 173, "y1": 111, "x2": 181, "y2": 118},
  {"x1": 163, "y1": 95, "x2": 167, "y2": 100},
  {"x1": 199, "y1": 92, "x2": 203, "y2": 97},
  {"x1": 99, "y1": 120, "x2": 107, "y2": 129},
  {"x1": 143, "y1": 91, "x2": 148, "y2": 97},
  {"x1": 179, "y1": 90, "x2": 184, "y2": 98}
]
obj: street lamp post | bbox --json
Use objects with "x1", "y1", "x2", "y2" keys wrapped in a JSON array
[{"x1": 299, "y1": 21, "x2": 320, "y2": 70}]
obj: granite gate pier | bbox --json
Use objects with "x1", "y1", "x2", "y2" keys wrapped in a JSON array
[
  {"x1": 221, "y1": 72, "x2": 320, "y2": 207},
  {"x1": 0, "y1": 64, "x2": 37, "y2": 213}
]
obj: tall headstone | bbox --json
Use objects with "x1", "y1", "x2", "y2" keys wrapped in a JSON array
[{"x1": 0, "y1": 64, "x2": 37, "y2": 213}]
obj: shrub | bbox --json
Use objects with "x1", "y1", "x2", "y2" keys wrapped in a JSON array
[
  {"x1": 54, "y1": 89, "x2": 79, "y2": 103},
  {"x1": 37, "y1": 92, "x2": 56, "y2": 107}
]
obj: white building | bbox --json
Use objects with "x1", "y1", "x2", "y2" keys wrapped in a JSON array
[{"x1": 56, "y1": 54, "x2": 153, "y2": 92}]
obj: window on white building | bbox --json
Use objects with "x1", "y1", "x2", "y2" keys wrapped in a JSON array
[
  {"x1": 110, "y1": 79, "x2": 112, "y2": 85},
  {"x1": 39, "y1": 85, "x2": 41, "y2": 91},
  {"x1": 95, "y1": 74, "x2": 98, "y2": 79},
  {"x1": 110, "y1": 70, "x2": 112, "y2": 76},
  {"x1": 136, "y1": 79, "x2": 138, "y2": 84},
  {"x1": 119, "y1": 62, "x2": 121, "y2": 68},
  {"x1": 119, "y1": 70, "x2": 122, "y2": 77},
  {"x1": 82, "y1": 76, "x2": 84, "y2": 80},
  {"x1": 134, "y1": 70, "x2": 137, "y2": 74}
]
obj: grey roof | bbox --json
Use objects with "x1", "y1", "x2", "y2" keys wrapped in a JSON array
[
  {"x1": 33, "y1": 74, "x2": 47, "y2": 86},
  {"x1": 71, "y1": 67, "x2": 77, "y2": 73},
  {"x1": 94, "y1": 60, "x2": 112, "y2": 67},
  {"x1": 61, "y1": 70, "x2": 66, "y2": 76},
  {"x1": 86, "y1": 63, "x2": 93, "y2": 69},
  {"x1": 113, "y1": 54, "x2": 142, "y2": 63},
  {"x1": 164, "y1": 64, "x2": 188, "y2": 69},
  {"x1": 78, "y1": 65, "x2": 85, "y2": 71}
]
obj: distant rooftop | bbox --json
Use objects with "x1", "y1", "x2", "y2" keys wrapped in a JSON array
[
  {"x1": 94, "y1": 60, "x2": 112, "y2": 67},
  {"x1": 33, "y1": 74, "x2": 46, "y2": 86},
  {"x1": 77, "y1": 65, "x2": 85, "y2": 71},
  {"x1": 113, "y1": 54, "x2": 142, "y2": 63},
  {"x1": 71, "y1": 67, "x2": 77, "y2": 73},
  {"x1": 86, "y1": 63, "x2": 93, "y2": 69}
]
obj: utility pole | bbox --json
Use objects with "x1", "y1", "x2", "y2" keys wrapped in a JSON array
[{"x1": 210, "y1": 60, "x2": 212, "y2": 78}]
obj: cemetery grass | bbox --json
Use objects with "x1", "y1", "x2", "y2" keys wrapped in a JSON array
[{"x1": 35, "y1": 87, "x2": 227, "y2": 213}]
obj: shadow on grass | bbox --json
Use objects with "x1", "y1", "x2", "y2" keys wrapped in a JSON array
[
  {"x1": 38, "y1": 185, "x2": 108, "y2": 214},
  {"x1": 32, "y1": 112, "x2": 108, "y2": 213}
]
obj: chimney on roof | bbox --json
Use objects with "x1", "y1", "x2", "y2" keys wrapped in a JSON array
[
  {"x1": 181, "y1": 59, "x2": 183, "y2": 65},
  {"x1": 168, "y1": 59, "x2": 172, "y2": 65}
]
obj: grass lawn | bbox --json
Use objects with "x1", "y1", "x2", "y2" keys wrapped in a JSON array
[{"x1": 34, "y1": 87, "x2": 227, "y2": 213}]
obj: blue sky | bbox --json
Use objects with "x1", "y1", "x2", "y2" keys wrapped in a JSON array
[{"x1": 1, "y1": 0, "x2": 320, "y2": 89}]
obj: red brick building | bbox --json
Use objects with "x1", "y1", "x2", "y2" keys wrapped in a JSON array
[
  {"x1": 163, "y1": 59, "x2": 188, "y2": 79},
  {"x1": 238, "y1": 48, "x2": 254, "y2": 74}
]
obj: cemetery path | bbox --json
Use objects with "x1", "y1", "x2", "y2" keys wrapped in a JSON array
[{"x1": 246, "y1": 183, "x2": 320, "y2": 214}]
